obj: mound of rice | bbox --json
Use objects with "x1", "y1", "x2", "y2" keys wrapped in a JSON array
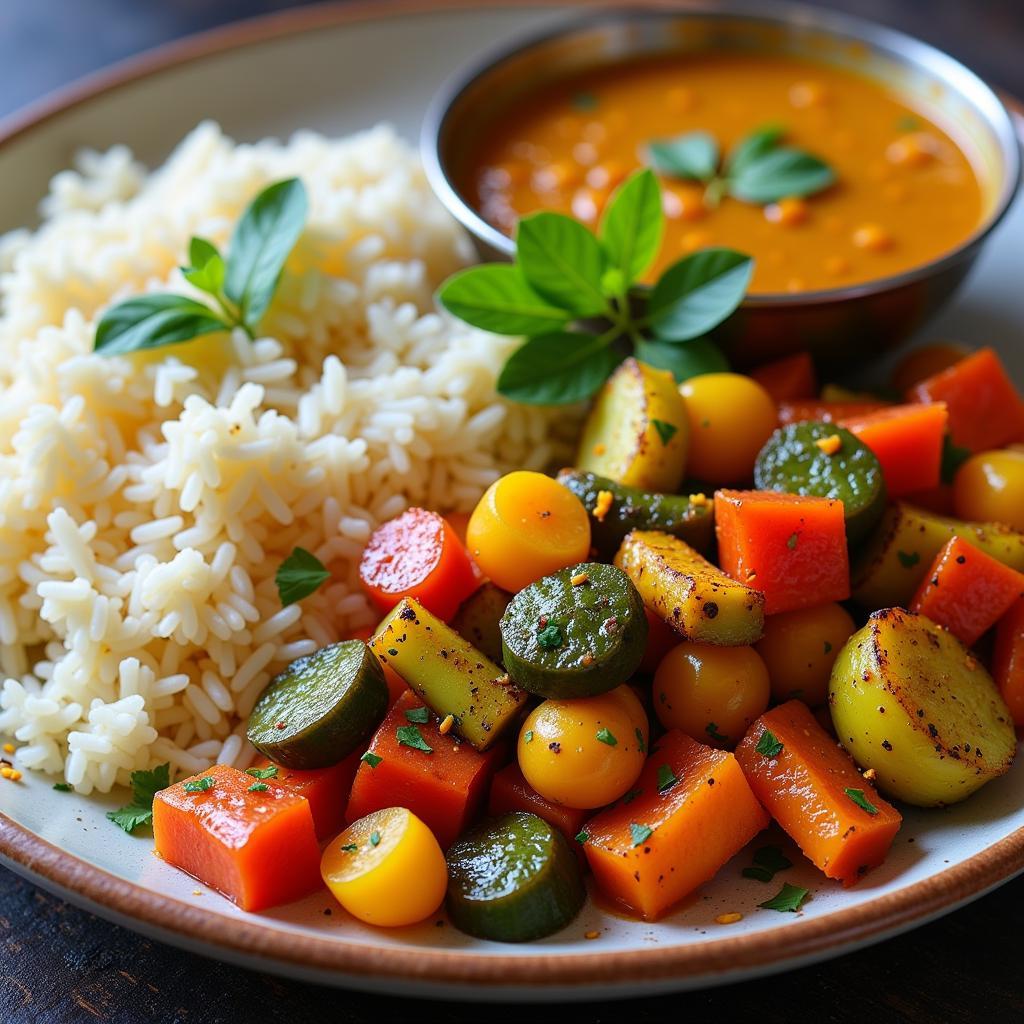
[{"x1": 0, "y1": 121, "x2": 569, "y2": 793}]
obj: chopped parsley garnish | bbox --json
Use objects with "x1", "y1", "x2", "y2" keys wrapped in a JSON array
[
  {"x1": 537, "y1": 622, "x2": 564, "y2": 649},
  {"x1": 706, "y1": 722, "x2": 727, "y2": 743},
  {"x1": 575, "y1": 829, "x2": 590, "y2": 844},
  {"x1": 844, "y1": 787, "x2": 879, "y2": 815},
  {"x1": 369, "y1": 830, "x2": 382, "y2": 847},
  {"x1": 596, "y1": 727, "x2": 618, "y2": 746},
  {"x1": 759, "y1": 882, "x2": 809, "y2": 913},
  {"x1": 246, "y1": 765, "x2": 279, "y2": 780},
  {"x1": 106, "y1": 762, "x2": 170, "y2": 834},
  {"x1": 630, "y1": 822, "x2": 654, "y2": 847},
  {"x1": 635, "y1": 727, "x2": 647, "y2": 753},
  {"x1": 742, "y1": 844, "x2": 793, "y2": 883},
  {"x1": 651, "y1": 419, "x2": 678, "y2": 445},
  {"x1": 786, "y1": 532, "x2": 799, "y2": 550},
  {"x1": 340, "y1": 843, "x2": 359, "y2": 853},
  {"x1": 755, "y1": 729, "x2": 784, "y2": 758},
  {"x1": 897, "y1": 549, "x2": 920, "y2": 569},
  {"x1": 248, "y1": 782, "x2": 269, "y2": 793},
  {"x1": 53, "y1": 782, "x2": 72, "y2": 792},
  {"x1": 523, "y1": 730, "x2": 534, "y2": 744},
  {"x1": 184, "y1": 776, "x2": 215, "y2": 794},
  {"x1": 404, "y1": 706, "x2": 430, "y2": 724},
  {"x1": 622, "y1": 788, "x2": 641, "y2": 804},
  {"x1": 657, "y1": 764, "x2": 679, "y2": 792},
  {"x1": 275, "y1": 546, "x2": 330, "y2": 606},
  {"x1": 360, "y1": 751, "x2": 383, "y2": 769},
  {"x1": 396, "y1": 724, "x2": 433, "y2": 753},
  {"x1": 824, "y1": 641, "x2": 833, "y2": 655}
]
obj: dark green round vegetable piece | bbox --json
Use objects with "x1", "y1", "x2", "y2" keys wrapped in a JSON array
[
  {"x1": 246, "y1": 639, "x2": 388, "y2": 769},
  {"x1": 445, "y1": 811, "x2": 585, "y2": 942},
  {"x1": 500, "y1": 562, "x2": 647, "y2": 698},
  {"x1": 754, "y1": 421, "x2": 887, "y2": 544},
  {"x1": 556, "y1": 468, "x2": 715, "y2": 558}
]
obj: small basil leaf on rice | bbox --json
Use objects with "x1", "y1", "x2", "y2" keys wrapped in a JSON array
[
  {"x1": 437, "y1": 264, "x2": 571, "y2": 335},
  {"x1": 224, "y1": 177, "x2": 309, "y2": 331},
  {"x1": 646, "y1": 248, "x2": 753, "y2": 342},
  {"x1": 496, "y1": 331, "x2": 619, "y2": 405},
  {"x1": 182, "y1": 236, "x2": 226, "y2": 296},
  {"x1": 276, "y1": 547, "x2": 331, "y2": 606},
  {"x1": 598, "y1": 168, "x2": 664, "y2": 289},
  {"x1": 94, "y1": 294, "x2": 229, "y2": 356},
  {"x1": 515, "y1": 211, "x2": 608, "y2": 317}
]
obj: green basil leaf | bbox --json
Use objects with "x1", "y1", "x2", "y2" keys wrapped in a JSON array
[
  {"x1": 729, "y1": 148, "x2": 835, "y2": 204},
  {"x1": 95, "y1": 295, "x2": 229, "y2": 356},
  {"x1": 437, "y1": 264, "x2": 570, "y2": 335},
  {"x1": 725, "y1": 124, "x2": 785, "y2": 176},
  {"x1": 497, "y1": 332, "x2": 618, "y2": 405},
  {"x1": 515, "y1": 212, "x2": 608, "y2": 316},
  {"x1": 224, "y1": 177, "x2": 308, "y2": 329},
  {"x1": 189, "y1": 236, "x2": 220, "y2": 269},
  {"x1": 599, "y1": 169, "x2": 664, "y2": 287},
  {"x1": 648, "y1": 132, "x2": 719, "y2": 182},
  {"x1": 647, "y1": 248, "x2": 753, "y2": 342},
  {"x1": 635, "y1": 338, "x2": 729, "y2": 382},
  {"x1": 183, "y1": 236, "x2": 226, "y2": 297},
  {"x1": 276, "y1": 546, "x2": 330, "y2": 606},
  {"x1": 940, "y1": 433, "x2": 971, "y2": 484}
]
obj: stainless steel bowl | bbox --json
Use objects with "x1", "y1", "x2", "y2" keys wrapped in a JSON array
[{"x1": 421, "y1": 2, "x2": 1021, "y2": 368}]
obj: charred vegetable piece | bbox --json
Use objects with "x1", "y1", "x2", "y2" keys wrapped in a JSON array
[
  {"x1": 829, "y1": 608, "x2": 1016, "y2": 806},
  {"x1": 851, "y1": 502, "x2": 1024, "y2": 609},
  {"x1": 576, "y1": 357, "x2": 689, "y2": 492},
  {"x1": 556, "y1": 468, "x2": 715, "y2": 557},
  {"x1": 500, "y1": 562, "x2": 647, "y2": 698},
  {"x1": 753, "y1": 422, "x2": 886, "y2": 544},
  {"x1": 247, "y1": 640, "x2": 388, "y2": 769},
  {"x1": 370, "y1": 598, "x2": 527, "y2": 751},
  {"x1": 615, "y1": 530, "x2": 764, "y2": 645},
  {"x1": 450, "y1": 582, "x2": 513, "y2": 664},
  {"x1": 445, "y1": 811, "x2": 585, "y2": 942}
]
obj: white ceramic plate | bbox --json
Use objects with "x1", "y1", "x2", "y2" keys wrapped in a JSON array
[{"x1": 1, "y1": 0, "x2": 1022, "y2": 1002}]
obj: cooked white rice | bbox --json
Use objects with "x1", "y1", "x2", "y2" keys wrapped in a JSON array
[{"x1": 0, "y1": 121, "x2": 569, "y2": 793}]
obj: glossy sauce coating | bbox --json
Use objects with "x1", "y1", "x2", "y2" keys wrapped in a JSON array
[{"x1": 463, "y1": 53, "x2": 984, "y2": 293}]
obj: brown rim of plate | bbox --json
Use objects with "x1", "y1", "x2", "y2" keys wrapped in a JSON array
[{"x1": 0, "y1": 0, "x2": 1023, "y2": 990}]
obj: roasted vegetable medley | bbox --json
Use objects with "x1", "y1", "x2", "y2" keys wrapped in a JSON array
[{"x1": 151, "y1": 341, "x2": 1024, "y2": 940}]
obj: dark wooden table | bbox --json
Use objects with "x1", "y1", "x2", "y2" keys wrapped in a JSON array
[{"x1": 1, "y1": 2, "x2": 1022, "y2": 1021}]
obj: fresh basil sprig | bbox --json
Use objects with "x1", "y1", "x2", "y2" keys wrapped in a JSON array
[
  {"x1": 94, "y1": 177, "x2": 308, "y2": 356},
  {"x1": 650, "y1": 124, "x2": 835, "y2": 207},
  {"x1": 438, "y1": 169, "x2": 751, "y2": 405}
]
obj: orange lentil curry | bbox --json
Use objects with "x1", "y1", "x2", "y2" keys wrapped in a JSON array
[{"x1": 462, "y1": 53, "x2": 985, "y2": 294}]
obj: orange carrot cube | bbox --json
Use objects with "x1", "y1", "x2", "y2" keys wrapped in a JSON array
[
  {"x1": 750, "y1": 352, "x2": 817, "y2": 402},
  {"x1": 993, "y1": 598, "x2": 1024, "y2": 726}
]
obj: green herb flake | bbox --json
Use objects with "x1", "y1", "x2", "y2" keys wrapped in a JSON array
[
  {"x1": 183, "y1": 776, "x2": 215, "y2": 794},
  {"x1": 596, "y1": 727, "x2": 618, "y2": 747},
  {"x1": 275, "y1": 546, "x2": 330, "y2": 606},
  {"x1": 404, "y1": 706, "x2": 430, "y2": 724},
  {"x1": 571, "y1": 92, "x2": 598, "y2": 112},
  {"x1": 759, "y1": 882, "x2": 810, "y2": 913},
  {"x1": 742, "y1": 845, "x2": 793, "y2": 883},
  {"x1": 369, "y1": 830, "x2": 382, "y2": 847},
  {"x1": 53, "y1": 783, "x2": 72, "y2": 792},
  {"x1": 651, "y1": 419, "x2": 678, "y2": 446},
  {"x1": 360, "y1": 751, "x2": 383, "y2": 769},
  {"x1": 340, "y1": 843, "x2": 359, "y2": 854},
  {"x1": 396, "y1": 725, "x2": 433, "y2": 754},
  {"x1": 575, "y1": 829, "x2": 590, "y2": 844},
  {"x1": 706, "y1": 722, "x2": 727, "y2": 743},
  {"x1": 897, "y1": 550, "x2": 920, "y2": 569},
  {"x1": 622, "y1": 788, "x2": 641, "y2": 805},
  {"x1": 844, "y1": 787, "x2": 879, "y2": 815},
  {"x1": 824, "y1": 641, "x2": 833, "y2": 655},
  {"x1": 786, "y1": 532, "x2": 799, "y2": 550},
  {"x1": 755, "y1": 729, "x2": 784, "y2": 759},
  {"x1": 537, "y1": 622, "x2": 564, "y2": 649},
  {"x1": 630, "y1": 822, "x2": 654, "y2": 847},
  {"x1": 940, "y1": 434, "x2": 972, "y2": 484},
  {"x1": 106, "y1": 762, "x2": 171, "y2": 834},
  {"x1": 248, "y1": 782, "x2": 269, "y2": 793},
  {"x1": 656, "y1": 764, "x2": 679, "y2": 792},
  {"x1": 246, "y1": 765, "x2": 279, "y2": 780},
  {"x1": 897, "y1": 115, "x2": 921, "y2": 132},
  {"x1": 635, "y1": 727, "x2": 647, "y2": 754},
  {"x1": 523, "y1": 730, "x2": 534, "y2": 744}
]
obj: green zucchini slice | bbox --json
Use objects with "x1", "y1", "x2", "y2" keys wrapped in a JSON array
[
  {"x1": 446, "y1": 812, "x2": 585, "y2": 942},
  {"x1": 556, "y1": 468, "x2": 715, "y2": 558},
  {"x1": 500, "y1": 562, "x2": 647, "y2": 698},
  {"x1": 246, "y1": 640, "x2": 388, "y2": 769},
  {"x1": 753, "y1": 421, "x2": 886, "y2": 544},
  {"x1": 450, "y1": 582, "x2": 513, "y2": 665}
]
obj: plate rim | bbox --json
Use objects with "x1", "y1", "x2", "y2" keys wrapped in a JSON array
[{"x1": 1, "y1": 0, "x2": 1023, "y2": 990}]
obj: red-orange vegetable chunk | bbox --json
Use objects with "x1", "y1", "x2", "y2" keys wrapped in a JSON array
[
  {"x1": 750, "y1": 352, "x2": 817, "y2": 402},
  {"x1": 993, "y1": 598, "x2": 1024, "y2": 726}
]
